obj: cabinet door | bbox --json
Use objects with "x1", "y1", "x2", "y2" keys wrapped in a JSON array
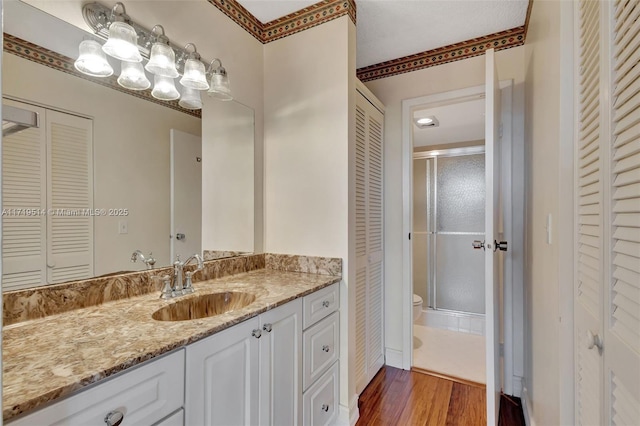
[
  {"x1": 185, "y1": 318, "x2": 260, "y2": 426},
  {"x1": 259, "y1": 299, "x2": 303, "y2": 426}
]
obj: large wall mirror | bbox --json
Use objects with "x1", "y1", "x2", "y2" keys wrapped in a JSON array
[{"x1": 1, "y1": 0, "x2": 256, "y2": 291}]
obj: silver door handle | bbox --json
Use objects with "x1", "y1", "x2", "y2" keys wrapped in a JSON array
[
  {"x1": 176, "y1": 233, "x2": 186, "y2": 241},
  {"x1": 494, "y1": 240, "x2": 508, "y2": 252},
  {"x1": 472, "y1": 240, "x2": 485, "y2": 250}
]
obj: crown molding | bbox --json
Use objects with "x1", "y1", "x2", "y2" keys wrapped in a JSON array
[
  {"x1": 207, "y1": 0, "x2": 356, "y2": 44},
  {"x1": 3, "y1": 33, "x2": 201, "y2": 118},
  {"x1": 356, "y1": 26, "x2": 526, "y2": 82}
]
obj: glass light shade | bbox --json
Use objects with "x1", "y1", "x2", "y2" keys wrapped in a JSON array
[
  {"x1": 151, "y1": 75, "x2": 180, "y2": 101},
  {"x1": 74, "y1": 40, "x2": 114, "y2": 77},
  {"x1": 179, "y1": 87, "x2": 203, "y2": 110},
  {"x1": 145, "y1": 43, "x2": 179, "y2": 78},
  {"x1": 207, "y1": 73, "x2": 233, "y2": 101},
  {"x1": 102, "y1": 21, "x2": 142, "y2": 63},
  {"x1": 117, "y1": 61, "x2": 151, "y2": 90},
  {"x1": 180, "y1": 58, "x2": 209, "y2": 90}
]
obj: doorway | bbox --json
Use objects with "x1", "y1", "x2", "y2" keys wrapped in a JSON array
[{"x1": 410, "y1": 97, "x2": 487, "y2": 385}]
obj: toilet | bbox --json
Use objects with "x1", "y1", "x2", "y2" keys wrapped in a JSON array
[{"x1": 413, "y1": 294, "x2": 423, "y2": 322}]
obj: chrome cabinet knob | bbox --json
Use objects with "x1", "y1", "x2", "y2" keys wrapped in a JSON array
[
  {"x1": 321, "y1": 404, "x2": 329, "y2": 412},
  {"x1": 494, "y1": 240, "x2": 508, "y2": 252},
  {"x1": 252, "y1": 329, "x2": 262, "y2": 339},
  {"x1": 322, "y1": 345, "x2": 330, "y2": 353},
  {"x1": 104, "y1": 410, "x2": 124, "y2": 426},
  {"x1": 263, "y1": 323, "x2": 272, "y2": 333},
  {"x1": 322, "y1": 300, "x2": 330, "y2": 308},
  {"x1": 587, "y1": 330, "x2": 603, "y2": 351}
]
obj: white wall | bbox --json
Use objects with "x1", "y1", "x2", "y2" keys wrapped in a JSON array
[
  {"x1": 365, "y1": 46, "x2": 525, "y2": 362},
  {"x1": 522, "y1": 1, "x2": 574, "y2": 424},
  {"x1": 263, "y1": 15, "x2": 358, "y2": 422}
]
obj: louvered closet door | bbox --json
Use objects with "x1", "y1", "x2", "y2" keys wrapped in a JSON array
[
  {"x1": 354, "y1": 90, "x2": 384, "y2": 395},
  {"x1": 575, "y1": 1, "x2": 604, "y2": 424},
  {"x1": 2, "y1": 100, "x2": 47, "y2": 290},
  {"x1": 606, "y1": 1, "x2": 640, "y2": 423},
  {"x1": 46, "y1": 110, "x2": 94, "y2": 284}
]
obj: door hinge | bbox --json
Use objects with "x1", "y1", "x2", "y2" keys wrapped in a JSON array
[
  {"x1": 499, "y1": 343, "x2": 504, "y2": 357},
  {"x1": 499, "y1": 122, "x2": 504, "y2": 139}
]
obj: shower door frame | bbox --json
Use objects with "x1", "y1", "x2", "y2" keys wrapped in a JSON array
[{"x1": 413, "y1": 145, "x2": 486, "y2": 315}]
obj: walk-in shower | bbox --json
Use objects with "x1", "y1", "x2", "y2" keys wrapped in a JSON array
[{"x1": 413, "y1": 146, "x2": 486, "y2": 316}]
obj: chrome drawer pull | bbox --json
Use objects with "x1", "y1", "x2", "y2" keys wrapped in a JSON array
[
  {"x1": 104, "y1": 410, "x2": 124, "y2": 426},
  {"x1": 252, "y1": 329, "x2": 262, "y2": 339},
  {"x1": 322, "y1": 300, "x2": 330, "y2": 308},
  {"x1": 321, "y1": 404, "x2": 329, "y2": 412},
  {"x1": 263, "y1": 323, "x2": 272, "y2": 333},
  {"x1": 322, "y1": 345, "x2": 330, "y2": 353}
]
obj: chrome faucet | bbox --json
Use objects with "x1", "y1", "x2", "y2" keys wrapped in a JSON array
[
  {"x1": 170, "y1": 253, "x2": 204, "y2": 297},
  {"x1": 131, "y1": 250, "x2": 156, "y2": 269}
]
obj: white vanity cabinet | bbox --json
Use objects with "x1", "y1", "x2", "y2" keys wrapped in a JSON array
[
  {"x1": 8, "y1": 350, "x2": 185, "y2": 426},
  {"x1": 184, "y1": 298, "x2": 303, "y2": 426},
  {"x1": 302, "y1": 284, "x2": 340, "y2": 426}
]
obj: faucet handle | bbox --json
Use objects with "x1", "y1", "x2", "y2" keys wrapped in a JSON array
[
  {"x1": 183, "y1": 271, "x2": 195, "y2": 294},
  {"x1": 159, "y1": 274, "x2": 173, "y2": 299}
]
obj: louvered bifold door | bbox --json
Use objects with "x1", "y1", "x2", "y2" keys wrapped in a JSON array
[
  {"x1": 606, "y1": 1, "x2": 640, "y2": 424},
  {"x1": 354, "y1": 90, "x2": 385, "y2": 394},
  {"x1": 575, "y1": 1, "x2": 605, "y2": 425},
  {"x1": 46, "y1": 110, "x2": 94, "y2": 284},
  {"x1": 355, "y1": 103, "x2": 368, "y2": 394},
  {"x1": 367, "y1": 103, "x2": 385, "y2": 382},
  {"x1": 2, "y1": 100, "x2": 47, "y2": 290}
]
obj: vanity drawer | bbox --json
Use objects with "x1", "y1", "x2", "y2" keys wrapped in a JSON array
[
  {"x1": 303, "y1": 283, "x2": 339, "y2": 329},
  {"x1": 303, "y1": 361, "x2": 339, "y2": 426},
  {"x1": 9, "y1": 350, "x2": 185, "y2": 426},
  {"x1": 303, "y1": 311, "x2": 339, "y2": 390}
]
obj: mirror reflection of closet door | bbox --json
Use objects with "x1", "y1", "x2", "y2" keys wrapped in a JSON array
[{"x1": 170, "y1": 129, "x2": 202, "y2": 261}]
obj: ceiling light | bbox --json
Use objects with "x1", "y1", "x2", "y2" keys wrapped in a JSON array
[
  {"x1": 207, "y1": 59, "x2": 233, "y2": 101},
  {"x1": 117, "y1": 61, "x2": 150, "y2": 90},
  {"x1": 145, "y1": 25, "x2": 179, "y2": 78},
  {"x1": 74, "y1": 40, "x2": 114, "y2": 77},
  {"x1": 101, "y1": 3, "x2": 142, "y2": 63},
  {"x1": 151, "y1": 75, "x2": 180, "y2": 101},
  {"x1": 179, "y1": 44, "x2": 210, "y2": 91},
  {"x1": 414, "y1": 116, "x2": 439, "y2": 128}
]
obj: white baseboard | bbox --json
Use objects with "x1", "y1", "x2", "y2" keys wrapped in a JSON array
[
  {"x1": 511, "y1": 376, "x2": 523, "y2": 398},
  {"x1": 385, "y1": 348, "x2": 403, "y2": 369},
  {"x1": 338, "y1": 395, "x2": 359, "y2": 426},
  {"x1": 521, "y1": 379, "x2": 535, "y2": 426}
]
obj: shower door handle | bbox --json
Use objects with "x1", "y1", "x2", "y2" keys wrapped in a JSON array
[{"x1": 472, "y1": 240, "x2": 485, "y2": 250}]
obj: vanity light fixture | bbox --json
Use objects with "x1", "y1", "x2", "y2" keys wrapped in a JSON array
[
  {"x1": 117, "y1": 61, "x2": 151, "y2": 90},
  {"x1": 207, "y1": 59, "x2": 233, "y2": 101},
  {"x1": 414, "y1": 116, "x2": 439, "y2": 128},
  {"x1": 74, "y1": 40, "x2": 114, "y2": 77},
  {"x1": 145, "y1": 25, "x2": 179, "y2": 78},
  {"x1": 151, "y1": 75, "x2": 180, "y2": 101},
  {"x1": 77, "y1": 1, "x2": 233, "y2": 109},
  {"x1": 101, "y1": 3, "x2": 142, "y2": 63},
  {"x1": 179, "y1": 87, "x2": 203, "y2": 110},
  {"x1": 180, "y1": 44, "x2": 210, "y2": 91}
]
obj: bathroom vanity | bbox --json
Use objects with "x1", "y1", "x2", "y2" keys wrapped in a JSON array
[{"x1": 3, "y1": 262, "x2": 341, "y2": 426}]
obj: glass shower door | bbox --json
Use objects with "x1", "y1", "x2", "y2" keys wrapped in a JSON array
[{"x1": 431, "y1": 153, "x2": 486, "y2": 314}]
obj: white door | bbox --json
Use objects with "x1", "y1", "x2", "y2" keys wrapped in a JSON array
[
  {"x1": 485, "y1": 48, "x2": 502, "y2": 425},
  {"x1": 170, "y1": 129, "x2": 202, "y2": 261},
  {"x1": 185, "y1": 317, "x2": 260, "y2": 426},
  {"x1": 259, "y1": 299, "x2": 303, "y2": 426}
]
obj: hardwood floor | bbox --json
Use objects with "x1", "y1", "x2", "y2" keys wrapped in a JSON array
[{"x1": 356, "y1": 366, "x2": 525, "y2": 426}]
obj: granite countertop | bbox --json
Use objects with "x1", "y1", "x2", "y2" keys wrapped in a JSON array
[{"x1": 2, "y1": 269, "x2": 341, "y2": 421}]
